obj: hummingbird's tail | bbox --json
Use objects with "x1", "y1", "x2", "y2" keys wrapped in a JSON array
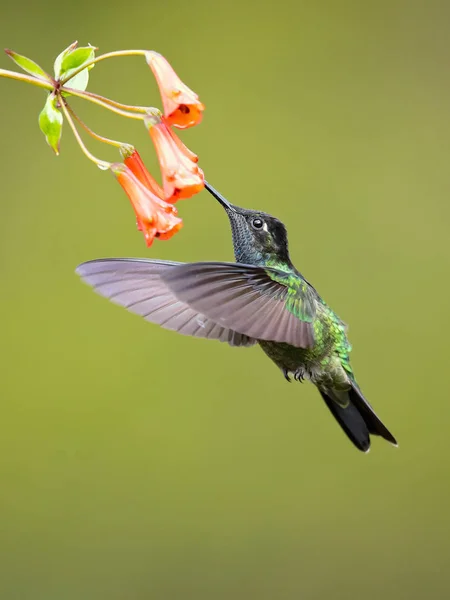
[{"x1": 318, "y1": 382, "x2": 397, "y2": 452}]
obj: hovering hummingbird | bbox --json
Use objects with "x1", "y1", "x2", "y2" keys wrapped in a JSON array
[{"x1": 76, "y1": 182, "x2": 397, "y2": 452}]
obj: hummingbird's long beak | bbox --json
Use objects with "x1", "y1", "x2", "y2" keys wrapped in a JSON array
[{"x1": 204, "y1": 181, "x2": 236, "y2": 212}]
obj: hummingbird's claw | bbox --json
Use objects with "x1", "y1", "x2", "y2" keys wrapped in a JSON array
[
  {"x1": 283, "y1": 368, "x2": 292, "y2": 382},
  {"x1": 294, "y1": 369, "x2": 305, "y2": 383}
]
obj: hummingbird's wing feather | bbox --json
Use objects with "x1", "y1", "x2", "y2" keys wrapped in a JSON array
[
  {"x1": 76, "y1": 259, "x2": 257, "y2": 347},
  {"x1": 161, "y1": 262, "x2": 316, "y2": 348}
]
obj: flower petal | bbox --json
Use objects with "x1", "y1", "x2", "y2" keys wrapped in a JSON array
[
  {"x1": 111, "y1": 163, "x2": 182, "y2": 247},
  {"x1": 145, "y1": 112, "x2": 204, "y2": 203},
  {"x1": 146, "y1": 51, "x2": 205, "y2": 129},
  {"x1": 166, "y1": 123, "x2": 198, "y2": 164},
  {"x1": 154, "y1": 210, "x2": 183, "y2": 241},
  {"x1": 120, "y1": 147, "x2": 165, "y2": 199}
]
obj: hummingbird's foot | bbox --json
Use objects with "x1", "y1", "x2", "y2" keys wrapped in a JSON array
[
  {"x1": 294, "y1": 369, "x2": 305, "y2": 383},
  {"x1": 283, "y1": 368, "x2": 292, "y2": 382}
]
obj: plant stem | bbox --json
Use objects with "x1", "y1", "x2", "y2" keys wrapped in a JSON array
[
  {"x1": 59, "y1": 97, "x2": 111, "y2": 170},
  {"x1": 65, "y1": 102, "x2": 133, "y2": 151},
  {"x1": 0, "y1": 68, "x2": 54, "y2": 91},
  {"x1": 74, "y1": 89, "x2": 149, "y2": 113},
  {"x1": 60, "y1": 49, "x2": 149, "y2": 86},
  {"x1": 63, "y1": 86, "x2": 146, "y2": 120}
]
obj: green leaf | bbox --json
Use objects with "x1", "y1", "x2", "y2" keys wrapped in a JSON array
[
  {"x1": 5, "y1": 49, "x2": 51, "y2": 81},
  {"x1": 54, "y1": 43, "x2": 96, "y2": 93},
  {"x1": 39, "y1": 94, "x2": 63, "y2": 155},
  {"x1": 60, "y1": 46, "x2": 95, "y2": 74},
  {"x1": 53, "y1": 41, "x2": 78, "y2": 79}
]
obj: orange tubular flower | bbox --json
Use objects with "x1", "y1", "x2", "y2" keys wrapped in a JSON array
[
  {"x1": 166, "y1": 126, "x2": 198, "y2": 164},
  {"x1": 145, "y1": 112, "x2": 204, "y2": 203},
  {"x1": 146, "y1": 51, "x2": 205, "y2": 129},
  {"x1": 111, "y1": 163, "x2": 182, "y2": 247},
  {"x1": 121, "y1": 147, "x2": 164, "y2": 199}
]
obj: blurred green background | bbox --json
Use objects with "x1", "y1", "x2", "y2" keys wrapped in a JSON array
[{"x1": 1, "y1": 1, "x2": 449, "y2": 598}]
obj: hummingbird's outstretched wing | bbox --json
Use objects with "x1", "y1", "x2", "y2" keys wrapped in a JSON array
[
  {"x1": 76, "y1": 259, "x2": 256, "y2": 347},
  {"x1": 161, "y1": 262, "x2": 317, "y2": 348}
]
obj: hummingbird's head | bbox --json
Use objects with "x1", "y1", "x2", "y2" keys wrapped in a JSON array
[{"x1": 205, "y1": 182, "x2": 292, "y2": 267}]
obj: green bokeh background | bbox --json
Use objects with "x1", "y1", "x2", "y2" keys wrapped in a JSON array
[{"x1": 1, "y1": 1, "x2": 449, "y2": 598}]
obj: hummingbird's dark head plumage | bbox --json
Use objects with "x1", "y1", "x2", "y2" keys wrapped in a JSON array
[{"x1": 205, "y1": 182, "x2": 292, "y2": 267}]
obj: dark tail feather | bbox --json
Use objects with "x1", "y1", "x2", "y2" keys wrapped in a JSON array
[
  {"x1": 348, "y1": 382, "x2": 398, "y2": 446},
  {"x1": 319, "y1": 389, "x2": 371, "y2": 452},
  {"x1": 318, "y1": 382, "x2": 397, "y2": 452}
]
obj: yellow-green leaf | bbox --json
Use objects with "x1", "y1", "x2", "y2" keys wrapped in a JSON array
[
  {"x1": 54, "y1": 41, "x2": 78, "y2": 79},
  {"x1": 60, "y1": 47, "x2": 95, "y2": 74},
  {"x1": 5, "y1": 49, "x2": 51, "y2": 81},
  {"x1": 55, "y1": 44, "x2": 96, "y2": 92},
  {"x1": 38, "y1": 94, "x2": 63, "y2": 155}
]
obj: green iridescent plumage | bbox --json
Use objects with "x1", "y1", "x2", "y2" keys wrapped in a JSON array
[
  {"x1": 258, "y1": 262, "x2": 353, "y2": 390},
  {"x1": 264, "y1": 265, "x2": 315, "y2": 323}
]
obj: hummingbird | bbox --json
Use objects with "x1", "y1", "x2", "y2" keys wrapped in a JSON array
[{"x1": 76, "y1": 182, "x2": 397, "y2": 452}]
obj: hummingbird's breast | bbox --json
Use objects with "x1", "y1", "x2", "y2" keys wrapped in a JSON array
[{"x1": 258, "y1": 340, "x2": 326, "y2": 373}]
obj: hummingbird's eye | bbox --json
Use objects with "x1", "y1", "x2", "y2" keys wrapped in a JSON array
[{"x1": 251, "y1": 218, "x2": 264, "y2": 230}]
